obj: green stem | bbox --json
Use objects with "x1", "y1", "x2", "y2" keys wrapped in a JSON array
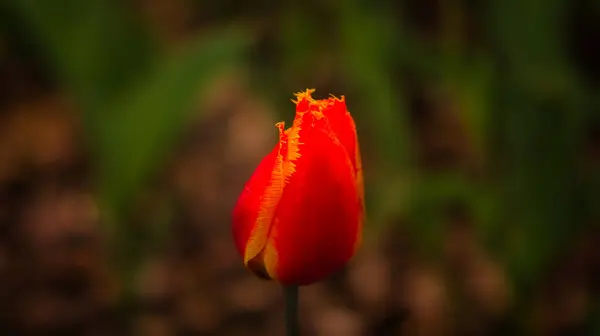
[{"x1": 284, "y1": 285, "x2": 299, "y2": 336}]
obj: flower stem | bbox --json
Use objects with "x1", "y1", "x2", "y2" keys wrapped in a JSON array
[{"x1": 284, "y1": 285, "x2": 299, "y2": 336}]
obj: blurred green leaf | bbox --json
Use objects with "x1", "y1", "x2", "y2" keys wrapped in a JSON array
[
  {"x1": 408, "y1": 172, "x2": 495, "y2": 259},
  {"x1": 12, "y1": 0, "x2": 157, "y2": 112},
  {"x1": 496, "y1": 86, "x2": 586, "y2": 290},
  {"x1": 338, "y1": 1, "x2": 413, "y2": 226},
  {"x1": 488, "y1": 0, "x2": 562, "y2": 71},
  {"x1": 12, "y1": 0, "x2": 250, "y2": 225},
  {"x1": 339, "y1": 1, "x2": 410, "y2": 171},
  {"x1": 97, "y1": 29, "x2": 250, "y2": 219},
  {"x1": 453, "y1": 57, "x2": 494, "y2": 158},
  {"x1": 484, "y1": 3, "x2": 593, "y2": 323}
]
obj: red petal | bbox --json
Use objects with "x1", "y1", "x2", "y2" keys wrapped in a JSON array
[
  {"x1": 267, "y1": 110, "x2": 361, "y2": 285},
  {"x1": 232, "y1": 144, "x2": 277, "y2": 256},
  {"x1": 322, "y1": 98, "x2": 365, "y2": 247},
  {"x1": 232, "y1": 123, "x2": 287, "y2": 276},
  {"x1": 294, "y1": 90, "x2": 365, "y2": 250},
  {"x1": 294, "y1": 90, "x2": 360, "y2": 176}
]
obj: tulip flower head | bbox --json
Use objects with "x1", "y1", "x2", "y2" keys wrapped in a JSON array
[{"x1": 232, "y1": 89, "x2": 364, "y2": 286}]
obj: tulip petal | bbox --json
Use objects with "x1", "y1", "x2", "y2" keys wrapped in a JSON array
[
  {"x1": 266, "y1": 110, "x2": 361, "y2": 285},
  {"x1": 232, "y1": 144, "x2": 277, "y2": 256},
  {"x1": 232, "y1": 123, "x2": 288, "y2": 278},
  {"x1": 294, "y1": 90, "x2": 359, "y2": 174},
  {"x1": 294, "y1": 89, "x2": 365, "y2": 251}
]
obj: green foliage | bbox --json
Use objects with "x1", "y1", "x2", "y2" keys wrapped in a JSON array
[
  {"x1": 8, "y1": 0, "x2": 250, "y2": 307},
  {"x1": 11, "y1": 0, "x2": 249, "y2": 219},
  {"x1": 13, "y1": 0, "x2": 157, "y2": 111},
  {"x1": 338, "y1": 0, "x2": 410, "y2": 172},
  {"x1": 96, "y1": 30, "x2": 249, "y2": 219}
]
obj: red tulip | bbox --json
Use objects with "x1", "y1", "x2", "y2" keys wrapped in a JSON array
[{"x1": 232, "y1": 89, "x2": 365, "y2": 286}]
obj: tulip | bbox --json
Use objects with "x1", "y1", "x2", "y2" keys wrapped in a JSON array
[{"x1": 232, "y1": 89, "x2": 364, "y2": 286}]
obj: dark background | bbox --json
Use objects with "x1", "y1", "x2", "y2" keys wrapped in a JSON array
[{"x1": 0, "y1": 0, "x2": 599, "y2": 334}]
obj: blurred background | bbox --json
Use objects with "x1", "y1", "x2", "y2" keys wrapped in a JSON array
[{"x1": 1, "y1": 0, "x2": 600, "y2": 335}]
